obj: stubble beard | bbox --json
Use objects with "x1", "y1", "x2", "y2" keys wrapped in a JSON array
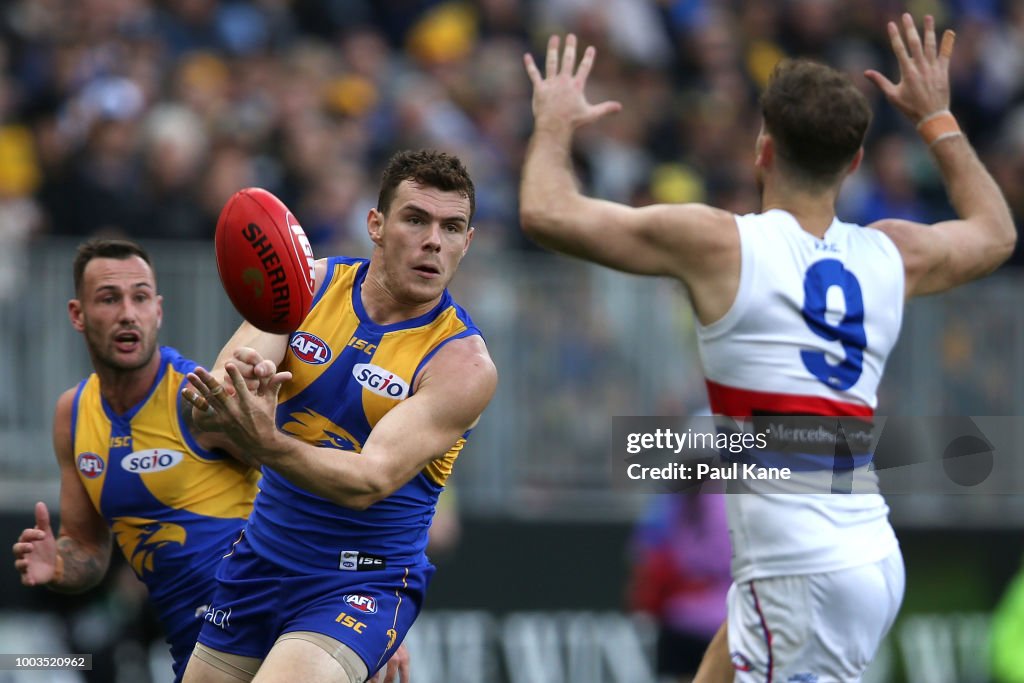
[{"x1": 85, "y1": 324, "x2": 158, "y2": 374}]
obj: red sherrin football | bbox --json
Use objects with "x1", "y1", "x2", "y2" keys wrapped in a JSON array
[{"x1": 214, "y1": 188, "x2": 316, "y2": 334}]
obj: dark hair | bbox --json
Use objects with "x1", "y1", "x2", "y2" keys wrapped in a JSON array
[
  {"x1": 760, "y1": 59, "x2": 872, "y2": 187},
  {"x1": 377, "y1": 149, "x2": 475, "y2": 221},
  {"x1": 73, "y1": 239, "x2": 153, "y2": 295}
]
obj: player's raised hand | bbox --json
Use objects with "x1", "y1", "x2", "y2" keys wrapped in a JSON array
[
  {"x1": 182, "y1": 362, "x2": 291, "y2": 457},
  {"x1": 229, "y1": 347, "x2": 284, "y2": 397},
  {"x1": 524, "y1": 34, "x2": 621, "y2": 132},
  {"x1": 205, "y1": 346, "x2": 277, "y2": 398},
  {"x1": 371, "y1": 643, "x2": 410, "y2": 683},
  {"x1": 12, "y1": 502, "x2": 59, "y2": 587},
  {"x1": 865, "y1": 13, "x2": 955, "y2": 123}
]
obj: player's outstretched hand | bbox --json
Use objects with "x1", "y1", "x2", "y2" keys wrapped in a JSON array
[
  {"x1": 12, "y1": 502, "x2": 58, "y2": 587},
  {"x1": 370, "y1": 643, "x2": 410, "y2": 683},
  {"x1": 216, "y1": 347, "x2": 281, "y2": 395},
  {"x1": 200, "y1": 346, "x2": 280, "y2": 399},
  {"x1": 865, "y1": 13, "x2": 955, "y2": 123},
  {"x1": 182, "y1": 363, "x2": 291, "y2": 458},
  {"x1": 524, "y1": 34, "x2": 621, "y2": 133}
]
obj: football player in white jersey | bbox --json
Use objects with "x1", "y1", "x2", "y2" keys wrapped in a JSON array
[{"x1": 520, "y1": 13, "x2": 1015, "y2": 683}]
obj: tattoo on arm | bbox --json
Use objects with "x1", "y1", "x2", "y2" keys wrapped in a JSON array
[{"x1": 50, "y1": 536, "x2": 110, "y2": 594}]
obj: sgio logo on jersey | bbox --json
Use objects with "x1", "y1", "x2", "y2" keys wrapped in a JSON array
[
  {"x1": 290, "y1": 331, "x2": 332, "y2": 365},
  {"x1": 353, "y1": 363, "x2": 409, "y2": 399},
  {"x1": 121, "y1": 449, "x2": 183, "y2": 473}
]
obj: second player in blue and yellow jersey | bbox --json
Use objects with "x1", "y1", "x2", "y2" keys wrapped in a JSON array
[
  {"x1": 13, "y1": 240, "x2": 258, "y2": 683},
  {"x1": 72, "y1": 345, "x2": 257, "y2": 668}
]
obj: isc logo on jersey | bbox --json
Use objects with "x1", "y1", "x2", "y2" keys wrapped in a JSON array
[
  {"x1": 343, "y1": 594, "x2": 378, "y2": 614},
  {"x1": 77, "y1": 453, "x2": 105, "y2": 478},
  {"x1": 353, "y1": 363, "x2": 409, "y2": 399},
  {"x1": 290, "y1": 331, "x2": 332, "y2": 365},
  {"x1": 121, "y1": 449, "x2": 183, "y2": 473}
]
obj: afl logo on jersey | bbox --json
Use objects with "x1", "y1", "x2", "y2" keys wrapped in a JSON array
[
  {"x1": 290, "y1": 331, "x2": 332, "y2": 365},
  {"x1": 343, "y1": 594, "x2": 378, "y2": 614},
  {"x1": 77, "y1": 452, "x2": 105, "y2": 478},
  {"x1": 353, "y1": 363, "x2": 409, "y2": 399},
  {"x1": 121, "y1": 449, "x2": 183, "y2": 473}
]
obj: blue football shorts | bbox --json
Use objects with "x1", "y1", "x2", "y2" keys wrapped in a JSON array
[{"x1": 195, "y1": 531, "x2": 433, "y2": 677}]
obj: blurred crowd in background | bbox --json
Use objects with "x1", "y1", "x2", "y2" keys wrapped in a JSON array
[{"x1": 0, "y1": 0, "x2": 1022, "y2": 268}]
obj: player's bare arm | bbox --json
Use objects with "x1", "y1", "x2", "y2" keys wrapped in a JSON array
[
  {"x1": 190, "y1": 259, "x2": 334, "y2": 436},
  {"x1": 865, "y1": 14, "x2": 1015, "y2": 297},
  {"x1": 184, "y1": 335, "x2": 496, "y2": 510},
  {"x1": 13, "y1": 388, "x2": 111, "y2": 593},
  {"x1": 188, "y1": 329, "x2": 289, "y2": 439},
  {"x1": 520, "y1": 34, "x2": 740, "y2": 324},
  {"x1": 210, "y1": 322, "x2": 288, "y2": 385},
  {"x1": 208, "y1": 258, "x2": 332, "y2": 388}
]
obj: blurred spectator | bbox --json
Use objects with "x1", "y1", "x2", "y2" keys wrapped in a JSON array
[
  {"x1": 627, "y1": 493, "x2": 731, "y2": 683},
  {"x1": 0, "y1": 0, "x2": 1016, "y2": 260}
]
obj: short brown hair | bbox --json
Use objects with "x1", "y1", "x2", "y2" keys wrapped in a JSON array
[
  {"x1": 761, "y1": 59, "x2": 872, "y2": 187},
  {"x1": 73, "y1": 239, "x2": 153, "y2": 295},
  {"x1": 377, "y1": 149, "x2": 475, "y2": 221}
]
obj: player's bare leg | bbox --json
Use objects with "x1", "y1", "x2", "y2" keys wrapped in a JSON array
[
  {"x1": 184, "y1": 644, "x2": 262, "y2": 682},
  {"x1": 693, "y1": 622, "x2": 733, "y2": 683},
  {"x1": 253, "y1": 636, "x2": 367, "y2": 683}
]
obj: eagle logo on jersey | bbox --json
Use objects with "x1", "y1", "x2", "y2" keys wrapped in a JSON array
[
  {"x1": 281, "y1": 408, "x2": 363, "y2": 452},
  {"x1": 110, "y1": 517, "x2": 187, "y2": 576}
]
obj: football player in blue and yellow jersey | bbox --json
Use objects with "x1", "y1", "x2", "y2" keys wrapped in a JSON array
[
  {"x1": 181, "y1": 150, "x2": 497, "y2": 683},
  {"x1": 12, "y1": 240, "x2": 409, "y2": 683},
  {"x1": 12, "y1": 240, "x2": 258, "y2": 682}
]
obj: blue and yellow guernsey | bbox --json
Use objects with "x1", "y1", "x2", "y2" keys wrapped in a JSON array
[
  {"x1": 71, "y1": 346, "x2": 258, "y2": 645},
  {"x1": 246, "y1": 257, "x2": 482, "y2": 572}
]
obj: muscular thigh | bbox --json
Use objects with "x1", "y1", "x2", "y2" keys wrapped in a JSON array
[
  {"x1": 183, "y1": 634, "x2": 368, "y2": 683},
  {"x1": 185, "y1": 643, "x2": 262, "y2": 683},
  {"x1": 254, "y1": 636, "x2": 366, "y2": 683}
]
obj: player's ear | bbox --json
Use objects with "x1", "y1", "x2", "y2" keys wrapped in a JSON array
[
  {"x1": 67, "y1": 299, "x2": 85, "y2": 333},
  {"x1": 755, "y1": 132, "x2": 773, "y2": 170},
  {"x1": 367, "y1": 208, "x2": 385, "y2": 246},
  {"x1": 156, "y1": 294, "x2": 163, "y2": 329},
  {"x1": 847, "y1": 147, "x2": 864, "y2": 176},
  {"x1": 463, "y1": 226, "x2": 475, "y2": 256}
]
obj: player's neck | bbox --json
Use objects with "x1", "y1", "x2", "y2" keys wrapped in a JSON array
[
  {"x1": 93, "y1": 351, "x2": 163, "y2": 415},
  {"x1": 361, "y1": 262, "x2": 441, "y2": 325},
  {"x1": 761, "y1": 178, "x2": 838, "y2": 239}
]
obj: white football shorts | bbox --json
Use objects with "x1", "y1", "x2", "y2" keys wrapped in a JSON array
[{"x1": 727, "y1": 549, "x2": 904, "y2": 683}]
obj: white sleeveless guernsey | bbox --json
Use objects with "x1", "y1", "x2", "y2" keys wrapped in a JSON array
[{"x1": 697, "y1": 209, "x2": 904, "y2": 582}]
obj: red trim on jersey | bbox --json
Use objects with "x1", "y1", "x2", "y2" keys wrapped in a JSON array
[
  {"x1": 750, "y1": 581, "x2": 774, "y2": 683},
  {"x1": 705, "y1": 380, "x2": 874, "y2": 418}
]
